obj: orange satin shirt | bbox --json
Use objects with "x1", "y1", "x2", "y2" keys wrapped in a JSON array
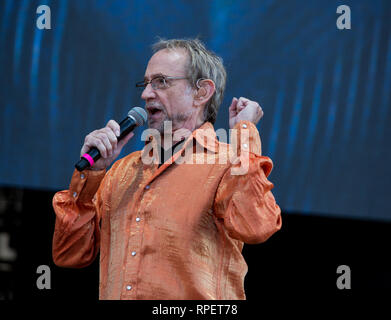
[{"x1": 52, "y1": 121, "x2": 281, "y2": 300}]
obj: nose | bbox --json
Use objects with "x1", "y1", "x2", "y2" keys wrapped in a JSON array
[{"x1": 141, "y1": 82, "x2": 156, "y2": 101}]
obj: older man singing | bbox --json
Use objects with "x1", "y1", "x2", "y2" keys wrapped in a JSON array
[{"x1": 52, "y1": 38, "x2": 281, "y2": 300}]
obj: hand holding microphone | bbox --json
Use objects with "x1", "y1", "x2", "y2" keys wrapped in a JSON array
[{"x1": 75, "y1": 107, "x2": 147, "y2": 171}]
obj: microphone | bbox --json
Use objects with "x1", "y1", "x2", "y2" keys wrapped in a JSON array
[{"x1": 75, "y1": 107, "x2": 148, "y2": 171}]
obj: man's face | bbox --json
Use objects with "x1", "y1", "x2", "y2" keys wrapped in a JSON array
[{"x1": 141, "y1": 49, "x2": 196, "y2": 133}]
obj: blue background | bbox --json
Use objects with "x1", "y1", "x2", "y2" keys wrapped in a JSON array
[{"x1": 1, "y1": 0, "x2": 390, "y2": 221}]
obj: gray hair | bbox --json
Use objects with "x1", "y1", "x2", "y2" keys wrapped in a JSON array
[{"x1": 152, "y1": 38, "x2": 227, "y2": 124}]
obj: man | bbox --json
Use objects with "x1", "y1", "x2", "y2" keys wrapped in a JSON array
[{"x1": 52, "y1": 38, "x2": 281, "y2": 300}]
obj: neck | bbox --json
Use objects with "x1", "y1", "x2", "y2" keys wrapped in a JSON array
[{"x1": 160, "y1": 117, "x2": 205, "y2": 148}]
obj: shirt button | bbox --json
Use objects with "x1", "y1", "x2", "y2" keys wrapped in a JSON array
[
  {"x1": 145, "y1": 185, "x2": 150, "y2": 190},
  {"x1": 131, "y1": 251, "x2": 136, "y2": 256},
  {"x1": 126, "y1": 285, "x2": 132, "y2": 291},
  {"x1": 136, "y1": 217, "x2": 141, "y2": 222},
  {"x1": 242, "y1": 124, "x2": 247, "y2": 129},
  {"x1": 72, "y1": 192, "x2": 77, "y2": 198},
  {"x1": 80, "y1": 174, "x2": 85, "y2": 179},
  {"x1": 243, "y1": 143, "x2": 248, "y2": 149}
]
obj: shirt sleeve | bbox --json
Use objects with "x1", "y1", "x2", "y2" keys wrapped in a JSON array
[
  {"x1": 213, "y1": 121, "x2": 282, "y2": 244},
  {"x1": 52, "y1": 168, "x2": 107, "y2": 268}
]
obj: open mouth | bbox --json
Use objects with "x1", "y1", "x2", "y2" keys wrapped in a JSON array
[
  {"x1": 149, "y1": 108, "x2": 161, "y2": 115},
  {"x1": 147, "y1": 106, "x2": 164, "y2": 118}
]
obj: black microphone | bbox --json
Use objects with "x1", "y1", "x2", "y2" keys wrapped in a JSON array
[{"x1": 75, "y1": 107, "x2": 148, "y2": 171}]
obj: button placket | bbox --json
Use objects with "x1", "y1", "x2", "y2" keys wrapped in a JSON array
[
  {"x1": 124, "y1": 179, "x2": 153, "y2": 299},
  {"x1": 124, "y1": 194, "x2": 147, "y2": 298}
]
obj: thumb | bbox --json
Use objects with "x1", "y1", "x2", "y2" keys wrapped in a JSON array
[
  {"x1": 117, "y1": 131, "x2": 134, "y2": 150},
  {"x1": 229, "y1": 97, "x2": 238, "y2": 117}
]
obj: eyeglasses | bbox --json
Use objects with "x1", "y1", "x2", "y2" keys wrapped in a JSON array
[{"x1": 136, "y1": 75, "x2": 188, "y2": 90}]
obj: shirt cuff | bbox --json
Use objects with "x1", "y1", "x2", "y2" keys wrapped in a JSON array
[
  {"x1": 231, "y1": 120, "x2": 262, "y2": 156},
  {"x1": 69, "y1": 168, "x2": 106, "y2": 202}
]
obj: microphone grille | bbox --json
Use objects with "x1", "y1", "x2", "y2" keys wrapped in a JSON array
[{"x1": 128, "y1": 107, "x2": 148, "y2": 126}]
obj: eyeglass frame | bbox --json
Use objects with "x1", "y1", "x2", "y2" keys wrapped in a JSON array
[{"x1": 135, "y1": 75, "x2": 205, "y2": 90}]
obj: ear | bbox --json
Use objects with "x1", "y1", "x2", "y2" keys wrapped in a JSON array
[{"x1": 193, "y1": 79, "x2": 215, "y2": 107}]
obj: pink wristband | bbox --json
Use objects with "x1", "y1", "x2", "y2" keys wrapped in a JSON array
[{"x1": 82, "y1": 153, "x2": 95, "y2": 167}]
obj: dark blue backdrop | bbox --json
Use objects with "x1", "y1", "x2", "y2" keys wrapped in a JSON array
[{"x1": 1, "y1": 0, "x2": 390, "y2": 221}]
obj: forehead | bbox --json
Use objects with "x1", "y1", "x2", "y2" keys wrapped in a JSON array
[{"x1": 144, "y1": 48, "x2": 188, "y2": 78}]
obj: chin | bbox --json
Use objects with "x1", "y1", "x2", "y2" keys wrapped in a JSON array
[{"x1": 148, "y1": 120, "x2": 164, "y2": 133}]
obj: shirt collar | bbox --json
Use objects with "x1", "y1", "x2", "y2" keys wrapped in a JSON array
[
  {"x1": 191, "y1": 122, "x2": 219, "y2": 153},
  {"x1": 141, "y1": 121, "x2": 219, "y2": 160}
]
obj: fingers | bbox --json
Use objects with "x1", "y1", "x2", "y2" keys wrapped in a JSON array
[
  {"x1": 81, "y1": 120, "x2": 120, "y2": 158},
  {"x1": 97, "y1": 131, "x2": 115, "y2": 157},
  {"x1": 237, "y1": 97, "x2": 249, "y2": 112},
  {"x1": 252, "y1": 100, "x2": 263, "y2": 120},
  {"x1": 229, "y1": 96, "x2": 264, "y2": 126},
  {"x1": 106, "y1": 120, "x2": 121, "y2": 137},
  {"x1": 82, "y1": 134, "x2": 109, "y2": 158},
  {"x1": 229, "y1": 96, "x2": 251, "y2": 114},
  {"x1": 80, "y1": 143, "x2": 90, "y2": 156},
  {"x1": 237, "y1": 97, "x2": 250, "y2": 104},
  {"x1": 258, "y1": 105, "x2": 264, "y2": 119},
  {"x1": 117, "y1": 131, "x2": 134, "y2": 150},
  {"x1": 103, "y1": 127, "x2": 119, "y2": 151},
  {"x1": 229, "y1": 97, "x2": 238, "y2": 116}
]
